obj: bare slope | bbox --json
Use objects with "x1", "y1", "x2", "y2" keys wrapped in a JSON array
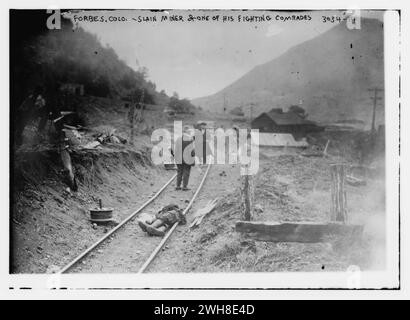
[{"x1": 192, "y1": 18, "x2": 384, "y2": 126}]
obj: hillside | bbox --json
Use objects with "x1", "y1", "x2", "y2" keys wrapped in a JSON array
[
  {"x1": 192, "y1": 18, "x2": 384, "y2": 127},
  {"x1": 11, "y1": 10, "x2": 171, "y2": 114}
]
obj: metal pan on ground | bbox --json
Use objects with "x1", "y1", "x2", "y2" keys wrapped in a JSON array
[
  {"x1": 89, "y1": 199, "x2": 113, "y2": 223},
  {"x1": 89, "y1": 207, "x2": 114, "y2": 223}
]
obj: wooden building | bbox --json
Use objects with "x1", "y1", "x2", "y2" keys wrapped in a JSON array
[{"x1": 251, "y1": 108, "x2": 323, "y2": 138}]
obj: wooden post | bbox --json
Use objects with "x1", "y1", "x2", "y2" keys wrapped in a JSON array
[
  {"x1": 241, "y1": 164, "x2": 253, "y2": 221},
  {"x1": 128, "y1": 102, "x2": 135, "y2": 145},
  {"x1": 323, "y1": 140, "x2": 330, "y2": 156},
  {"x1": 330, "y1": 164, "x2": 347, "y2": 223},
  {"x1": 368, "y1": 87, "x2": 383, "y2": 153},
  {"x1": 137, "y1": 89, "x2": 145, "y2": 123},
  {"x1": 236, "y1": 221, "x2": 363, "y2": 243}
]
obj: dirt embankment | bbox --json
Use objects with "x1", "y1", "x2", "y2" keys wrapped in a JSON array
[
  {"x1": 11, "y1": 144, "x2": 173, "y2": 273},
  {"x1": 10, "y1": 94, "x2": 214, "y2": 274}
]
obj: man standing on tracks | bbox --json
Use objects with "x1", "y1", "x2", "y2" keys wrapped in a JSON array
[
  {"x1": 198, "y1": 121, "x2": 213, "y2": 165},
  {"x1": 173, "y1": 126, "x2": 195, "y2": 191}
]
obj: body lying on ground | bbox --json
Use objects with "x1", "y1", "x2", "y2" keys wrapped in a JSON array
[{"x1": 138, "y1": 204, "x2": 186, "y2": 237}]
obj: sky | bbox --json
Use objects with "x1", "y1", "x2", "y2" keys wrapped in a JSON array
[{"x1": 72, "y1": 10, "x2": 384, "y2": 99}]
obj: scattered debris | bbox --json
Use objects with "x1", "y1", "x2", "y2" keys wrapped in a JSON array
[
  {"x1": 95, "y1": 128, "x2": 127, "y2": 145},
  {"x1": 46, "y1": 265, "x2": 60, "y2": 274},
  {"x1": 219, "y1": 171, "x2": 227, "y2": 177},
  {"x1": 62, "y1": 128, "x2": 83, "y2": 145},
  {"x1": 254, "y1": 204, "x2": 264, "y2": 213},
  {"x1": 346, "y1": 175, "x2": 367, "y2": 186},
  {"x1": 12, "y1": 218, "x2": 22, "y2": 226},
  {"x1": 81, "y1": 126, "x2": 127, "y2": 150},
  {"x1": 262, "y1": 190, "x2": 280, "y2": 200},
  {"x1": 83, "y1": 141, "x2": 101, "y2": 149},
  {"x1": 301, "y1": 140, "x2": 330, "y2": 157}
]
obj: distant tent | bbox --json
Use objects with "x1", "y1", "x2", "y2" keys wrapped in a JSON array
[{"x1": 251, "y1": 132, "x2": 308, "y2": 148}]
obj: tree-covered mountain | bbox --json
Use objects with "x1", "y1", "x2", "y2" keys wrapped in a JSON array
[{"x1": 10, "y1": 10, "x2": 163, "y2": 111}]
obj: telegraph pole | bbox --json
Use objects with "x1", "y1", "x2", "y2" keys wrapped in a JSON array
[
  {"x1": 368, "y1": 87, "x2": 383, "y2": 135},
  {"x1": 137, "y1": 88, "x2": 145, "y2": 122},
  {"x1": 368, "y1": 87, "x2": 383, "y2": 155}
]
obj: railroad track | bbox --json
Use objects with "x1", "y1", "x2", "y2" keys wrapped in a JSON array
[{"x1": 58, "y1": 164, "x2": 211, "y2": 274}]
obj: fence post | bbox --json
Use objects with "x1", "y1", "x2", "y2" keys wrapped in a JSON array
[
  {"x1": 128, "y1": 103, "x2": 135, "y2": 145},
  {"x1": 241, "y1": 164, "x2": 253, "y2": 221},
  {"x1": 330, "y1": 164, "x2": 347, "y2": 223}
]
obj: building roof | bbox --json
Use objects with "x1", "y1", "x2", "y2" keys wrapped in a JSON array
[{"x1": 261, "y1": 109, "x2": 315, "y2": 126}]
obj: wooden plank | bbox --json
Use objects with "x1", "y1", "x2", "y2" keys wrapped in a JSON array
[
  {"x1": 323, "y1": 139, "x2": 330, "y2": 156},
  {"x1": 240, "y1": 165, "x2": 253, "y2": 221},
  {"x1": 346, "y1": 175, "x2": 367, "y2": 186},
  {"x1": 236, "y1": 221, "x2": 363, "y2": 243}
]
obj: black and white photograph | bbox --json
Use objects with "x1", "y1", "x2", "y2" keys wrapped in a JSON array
[{"x1": 2, "y1": 0, "x2": 408, "y2": 300}]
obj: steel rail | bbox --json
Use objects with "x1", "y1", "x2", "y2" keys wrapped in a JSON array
[
  {"x1": 137, "y1": 163, "x2": 211, "y2": 273},
  {"x1": 58, "y1": 173, "x2": 177, "y2": 274}
]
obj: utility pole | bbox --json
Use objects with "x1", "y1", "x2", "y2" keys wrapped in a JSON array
[
  {"x1": 249, "y1": 103, "x2": 254, "y2": 123},
  {"x1": 128, "y1": 95, "x2": 136, "y2": 146},
  {"x1": 137, "y1": 88, "x2": 145, "y2": 123},
  {"x1": 367, "y1": 87, "x2": 383, "y2": 157},
  {"x1": 368, "y1": 87, "x2": 383, "y2": 135}
]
